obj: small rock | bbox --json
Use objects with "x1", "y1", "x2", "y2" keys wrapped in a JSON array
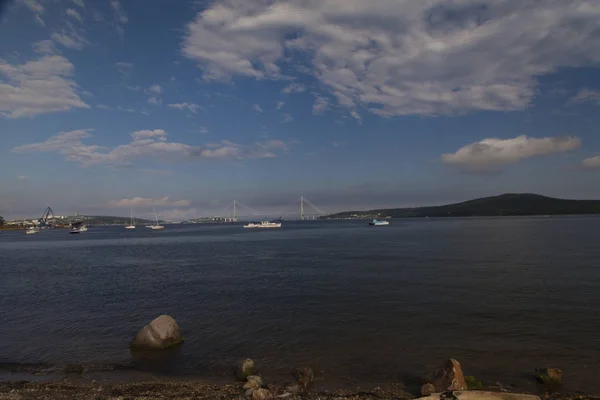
[
  {"x1": 130, "y1": 315, "x2": 183, "y2": 350},
  {"x1": 421, "y1": 383, "x2": 436, "y2": 396},
  {"x1": 246, "y1": 388, "x2": 256, "y2": 397},
  {"x1": 63, "y1": 364, "x2": 84, "y2": 374},
  {"x1": 293, "y1": 367, "x2": 314, "y2": 388},
  {"x1": 243, "y1": 375, "x2": 264, "y2": 390},
  {"x1": 237, "y1": 358, "x2": 255, "y2": 380},
  {"x1": 252, "y1": 388, "x2": 273, "y2": 400},
  {"x1": 535, "y1": 368, "x2": 562, "y2": 385},
  {"x1": 433, "y1": 358, "x2": 467, "y2": 391}
]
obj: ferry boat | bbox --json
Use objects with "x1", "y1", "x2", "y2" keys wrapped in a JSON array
[
  {"x1": 368, "y1": 219, "x2": 390, "y2": 226},
  {"x1": 69, "y1": 222, "x2": 88, "y2": 234},
  {"x1": 243, "y1": 220, "x2": 282, "y2": 229}
]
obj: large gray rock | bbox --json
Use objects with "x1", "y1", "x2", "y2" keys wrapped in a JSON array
[{"x1": 130, "y1": 315, "x2": 183, "y2": 350}]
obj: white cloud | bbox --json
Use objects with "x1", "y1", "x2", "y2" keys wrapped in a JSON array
[
  {"x1": 148, "y1": 84, "x2": 162, "y2": 94},
  {"x1": 312, "y1": 95, "x2": 330, "y2": 114},
  {"x1": 276, "y1": 101, "x2": 285, "y2": 110},
  {"x1": 441, "y1": 135, "x2": 582, "y2": 170},
  {"x1": 110, "y1": 0, "x2": 128, "y2": 34},
  {"x1": 108, "y1": 197, "x2": 191, "y2": 209},
  {"x1": 582, "y1": 156, "x2": 600, "y2": 169},
  {"x1": 66, "y1": 8, "x2": 83, "y2": 22},
  {"x1": 252, "y1": 104, "x2": 263, "y2": 112},
  {"x1": 350, "y1": 110, "x2": 362, "y2": 123},
  {"x1": 281, "y1": 113, "x2": 293, "y2": 123},
  {"x1": 570, "y1": 88, "x2": 600, "y2": 105},
  {"x1": 282, "y1": 83, "x2": 306, "y2": 94},
  {"x1": 199, "y1": 126, "x2": 209, "y2": 134},
  {"x1": 17, "y1": 175, "x2": 28, "y2": 181},
  {"x1": 13, "y1": 129, "x2": 287, "y2": 166},
  {"x1": 71, "y1": 0, "x2": 85, "y2": 8},
  {"x1": 96, "y1": 104, "x2": 110, "y2": 109},
  {"x1": 168, "y1": 102, "x2": 203, "y2": 113},
  {"x1": 182, "y1": 0, "x2": 600, "y2": 117},
  {"x1": 0, "y1": 46, "x2": 89, "y2": 118}
]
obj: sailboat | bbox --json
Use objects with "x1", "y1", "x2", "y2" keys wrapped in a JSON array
[
  {"x1": 125, "y1": 208, "x2": 136, "y2": 229},
  {"x1": 149, "y1": 207, "x2": 164, "y2": 230}
]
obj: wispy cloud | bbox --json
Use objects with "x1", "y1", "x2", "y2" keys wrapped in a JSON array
[
  {"x1": 148, "y1": 84, "x2": 162, "y2": 94},
  {"x1": 441, "y1": 135, "x2": 582, "y2": 172},
  {"x1": 70, "y1": 0, "x2": 85, "y2": 8},
  {"x1": 252, "y1": 104, "x2": 263, "y2": 113},
  {"x1": 108, "y1": 197, "x2": 191, "y2": 208},
  {"x1": 96, "y1": 104, "x2": 110, "y2": 109},
  {"x1": 51, "y1": 25, "x2": 88, "y2": 50},
  {"x1": 181, "y1": 0, "x2": 600, "y2": 117},
  {"x1": 20, "y1": 0, "x2": 45, "y2": 26},
  {"x1": 281, "y1": 113, "x2": 293, "y2": 123},
  {"x1": 13, "y1": 129, "x2": 288, "y2": 166},
  {"x1": 312, "y1": 95, "x2": 330, "y2": 115},
  {"x1": 114, "y1": 62, "x2": 133, "y2": 80},
  {"x1": 110, "y1": 0, "x2": 128, "y2": 34},
  {"x1": 276, "y1": 101, "x2": 285, "y2": 110},
  {"x1": 282, "y1": 83, "x2": 306, "y2": 94},
  {"x1": 0, "y1": 43, "x2": 88, "y2": 118},
  {"x1": 570, "y1": 88, "x2": 600, "y2": 105},
  {"x1": 168, "y1": 102, "x2": 203, "y2": 113},
  {"x1": 147, "y1": 96, "x2": 161, "y2": 105},
  {"x1": 17, "y1": 175, "x2": 28, "y2": 181},
  {"x1": 66, "y1": 8, "x2": 83, "y2": 22}
]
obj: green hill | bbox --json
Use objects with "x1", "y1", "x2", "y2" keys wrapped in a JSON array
[{"x1": 322, "y1": 193, "x2": 600, "y2": 219}]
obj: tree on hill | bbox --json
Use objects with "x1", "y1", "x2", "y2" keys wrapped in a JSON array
[{"x1": 0, "y1": 216, "x2": 5, "y2": 227}]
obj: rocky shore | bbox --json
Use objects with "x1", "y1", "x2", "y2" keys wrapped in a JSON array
[
  {"x1": 2, "y1": 316, "x2": 597, "y2": 400},
  {"x1": 0, "y1": 379, "x2": 598, "y2": 400}
]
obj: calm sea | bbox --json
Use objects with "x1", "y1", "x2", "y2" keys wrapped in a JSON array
[{"x1": 1, "y1": 218, "x2": 599, "y2": 393}]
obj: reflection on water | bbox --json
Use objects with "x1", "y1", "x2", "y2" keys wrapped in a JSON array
[{"x1": 1, "y1": 218, "x2": 599, "y2": 393}]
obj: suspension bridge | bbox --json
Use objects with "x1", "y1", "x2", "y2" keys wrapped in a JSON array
[{"x1": 194, "y1": 196, "x2": 328, "y2": 222}]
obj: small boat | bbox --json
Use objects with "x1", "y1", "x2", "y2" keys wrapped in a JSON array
[
  {"x1": 125, "y1": 208, "x2": 136, "y2": 229},
  {"x1": 25, "y1": 226, "x2": 40, "y2": 235},
  {"x1": 368, "y1": 219, "x2": 390, "y2": 226},
  {"x1": 148, "y1": 207, "x2": 164, "y2": 230},
  {"x1": 69, "y1": 222, "x2": 88, "y2": 234},
  {"x1": 244, "y1": 220, "x2": 282, "y2": 229}
]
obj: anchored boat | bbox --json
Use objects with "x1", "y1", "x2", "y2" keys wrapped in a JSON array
[
  {"x1": 244, "y1": 220, "x2": 282, "y2": 229},
  {"x1": 368, "y1": 219, "x2": 390, "y2": 226}
]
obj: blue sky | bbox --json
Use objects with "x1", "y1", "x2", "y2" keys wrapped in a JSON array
[{"x1": 1, "y1": 0, "x2": 600, "y2": 220}]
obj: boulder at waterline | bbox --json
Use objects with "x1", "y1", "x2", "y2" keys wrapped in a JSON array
[
  {"x1": 130, "y1": 315, "x2": 183, "y2": 350},
  {"x1": 243, "y1": 375, "x2": 263, "y2": 390},
  {"x1": 236, "y1": 358, "x2": 255, "y2": 380},
  {"x1": 534, "y1": 367, "x2": 562, "y2": 385},
  {"x1": 251, "y1": 388, "x2": 273, "y2": 400},
  {"x1": 432, "y1": 358, "x2": 467, "y2": 391}
]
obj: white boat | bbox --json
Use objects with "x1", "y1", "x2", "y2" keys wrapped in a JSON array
[
  {"x1": 25, "y1": 226, "x2": 40, "y2": 235},
  {"x1": 148, "y1": 207, "x2": 164, "y2": 230},
  {"x1": 125, "y1": 208, "x2": 136, "y2": 229},
  {"x1": 243, "y1": 220, "x2": 282, "y2": 229},
  {"x1": 368, "y1": 219, "x2": 390, "y2": 226}
]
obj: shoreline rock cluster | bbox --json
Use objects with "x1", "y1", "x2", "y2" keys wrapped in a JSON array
[{"x1": 1, "y1": 315, "x2": 593, "y2": 399}]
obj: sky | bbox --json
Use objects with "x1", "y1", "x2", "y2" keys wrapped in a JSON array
[{"x1": 1, "y1": 0, "x2": 600, "y2": 220}]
